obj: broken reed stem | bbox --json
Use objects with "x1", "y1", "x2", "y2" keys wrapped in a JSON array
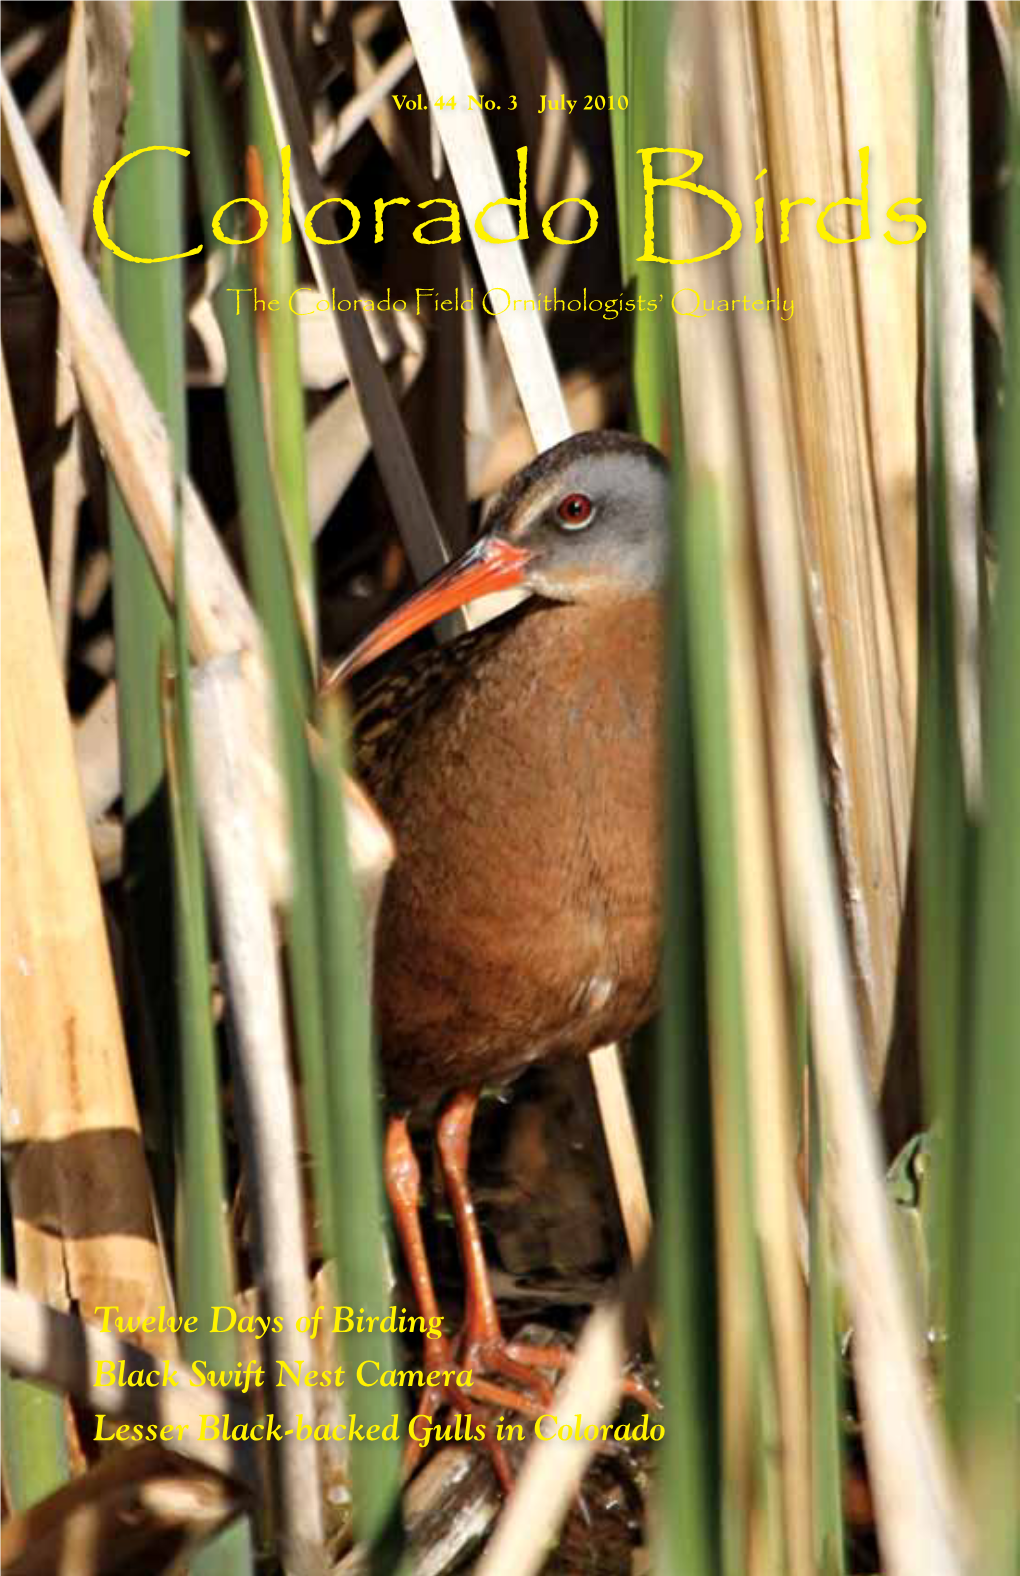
[{"x1": 0, "y1": 1281, "x2": 256, "y2": 1489}]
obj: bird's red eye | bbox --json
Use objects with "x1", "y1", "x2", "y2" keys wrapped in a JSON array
[{"x1": 557, "y1": 492, "x2": 593, "y2": 529}]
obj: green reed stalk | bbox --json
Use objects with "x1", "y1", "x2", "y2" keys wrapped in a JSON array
[
  {"x1": 243, "y1": 13, "x2": 317, "y2": 666},
  {"x1": 941, "y1": 90, "x2": 1020, "y2": 1575},
  {"x1": 105, "y1": 0, "x2": 188, "y2": 1225},
  {"x1": 117, "y1": 8, "x2": 252, "y2": 1569},
  {"x1": 609, "y1": 13, "x2": 722, "y2": 1573}
]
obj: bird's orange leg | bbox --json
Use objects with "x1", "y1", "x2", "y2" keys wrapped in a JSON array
[
  {"x1": 436, "y1": 1088, "x2": 561, "y2": 1406},
  {"x1": 384, "y1": 1115, "x2": 452, "y2": 1366},
  {"x1": 384, "y1": 1115, "x2": 456, "y2": 1468},
  {"x1": 383, "y1": 1114, "x2": 532, "y2": 1489},
  {"x1": 436, "y1": 1090, "x2": 660, "y2": 1417}
]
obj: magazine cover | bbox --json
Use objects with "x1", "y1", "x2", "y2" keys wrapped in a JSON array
[{"x1": 1, "y1": 3, "x2": 1016, "y2": 1573}]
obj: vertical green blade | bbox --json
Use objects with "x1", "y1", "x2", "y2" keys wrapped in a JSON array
[
  {"x1": 945, "y1": 89, "x2": 1020, "y2": 1575},
  {"x1": 115, "y1": 7, "x2": 252, "y2": 1569},
  {"x1": 648, "y1": 464, "x2": 722, "y2": 1576},
  {"x1": 607, "y1": 16, "x2": 721, "y2": 1567},
  {"x1": 243, "y1": 13, "x2": 317, "y2": 666},
  {"x1": 105, "y1": 0, "x2": 188, "y2": 1224}
]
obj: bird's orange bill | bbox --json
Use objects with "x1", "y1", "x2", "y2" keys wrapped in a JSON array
[{"x1": 325, "y1": 534, "x2": 532, "y2": 686}]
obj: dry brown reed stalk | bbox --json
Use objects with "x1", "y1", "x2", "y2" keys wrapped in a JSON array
[
  {"x1": 22, "y1": 55, "x2": 66, "y2": 140},
  {"x1": 397, "y1": 0, "x2": 562, "y2": 618},
  {"x1": 185, "y1": 276, "x2": 411, "y2": 396},
  {"x1": 470, "y1": 366, "x2": 628, "y2": 498},
  {"x1": 493, "y1": 3, "x2": 567, "y2": 216},
  {"x1": 2, "y1": 71, "x2": 393, "y2": 904},
  {"x1": 752, "y1": 0, "x2": 920, "y2": 1085},
  {"x1": 1, "y1": 356, "x2": 173, "y2": 1346},
  {"x1": 705, "y1": 8, "x2": 968, "y2": 1570},
  {"x1": 983, "y1": 0, "x2": 1016, "y2": 82},
  {"x1": 75, "y1": 683, "x2": 122, "y2": 826},
  {"x1": 305, "y1": 351, "x2": 424, "y2": 538},
  {"x1": 348, "y1": 31, "x2": 429, "y2": 193},
  {"x1": 335, "y1": 1449, "x2": 501, "y2": 1576},
  {"x1": 312, "y1": 37, "x2": 416, "y2": 166},
  {"x1": 1, "y1": 21, "x2": 47, "y2": 79},
  {"x1": 398, "y1": 0, "x2": 570, "y2": 449}
]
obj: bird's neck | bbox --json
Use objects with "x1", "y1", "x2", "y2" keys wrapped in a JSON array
[{"x1": 475, "y1": 592, "x2": 664, "y2": 736}]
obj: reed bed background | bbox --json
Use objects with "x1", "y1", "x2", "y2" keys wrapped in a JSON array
[{"x1": 1, "y1": 3, "x2": 1016, "y2": 1575}]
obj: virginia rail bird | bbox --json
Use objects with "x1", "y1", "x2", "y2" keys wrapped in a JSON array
[{"x1": 336, "y1": 431, "x2": 668, "y2": 1482}]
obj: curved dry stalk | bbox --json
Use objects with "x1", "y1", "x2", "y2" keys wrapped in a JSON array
[{"x1": 0, "y1": 70, "x2": 260, "y2": 669}]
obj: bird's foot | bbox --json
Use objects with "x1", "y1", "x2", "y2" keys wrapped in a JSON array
[
  {"x1": 402, "y1": 1329, "x2": 659, "y2": 1495},
  {"x1": 401, "y1": 1338, "x2": 519, "y2": 1492},
  {"x1": 400, "y1": 1332, "x2": 573, "y2": 1491},
  {"x1": 460, "y1": 1329, "x2": 660, "y2": 1418},
  {"x1": 458, "y1": 1332, "x2": 559, "y2": 1412}
]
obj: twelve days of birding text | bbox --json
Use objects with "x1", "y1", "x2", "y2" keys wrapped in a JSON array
[{"x1": 88, "y1": 1304, "x2": 664, "y2": 1450}]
